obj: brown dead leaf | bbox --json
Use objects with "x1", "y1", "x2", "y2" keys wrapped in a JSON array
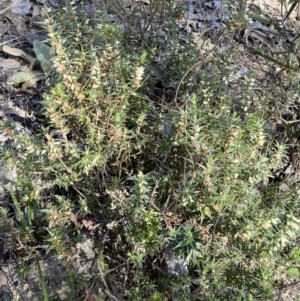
[
  {"x1": 10, "y1": 0, "x2": 32, "y2": 15},
  {"x1": 0, "y1": 270, "x2": 8, "y2": 286},
  {"x1": 0, "y1": 102, "x2": 31, "y2": 119},
  {"x1": 82, "y1": 295, "x2": 97, "y2": 301},
  {"x1": 2, "y1": 127, "x2": 15, "y2": 140},
  {"x1": 0, "y1": 2, "x2": 26, "y2": 36},
  {"x1": 0, "y1": 21, "x2": 6, "y2": 37},
  {"x1": 2, "y1": 45, "x2": 39, "y2": 68},
  {"x1": 82, "y1": 219, "x2": 100, "y2": 232},
  {"x1": 0, "y1": 58, "x2": 21, "y2": 69},
  {"x1": 212, "y1": 204, "x2": 220, "y2": 212},
  {"x1": 67, "y1": 212, "x2": 80, "y2": 229}
]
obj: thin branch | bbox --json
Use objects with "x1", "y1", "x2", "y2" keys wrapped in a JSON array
[{"x1": 97, "y1": 260, "x2": 120, "y2": 301}]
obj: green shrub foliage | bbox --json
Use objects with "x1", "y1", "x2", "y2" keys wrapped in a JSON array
[{"x1": 1, "y1": 1, "x2": 300, "y2": 300}]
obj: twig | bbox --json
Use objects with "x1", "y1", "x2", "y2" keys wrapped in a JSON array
[
  {"x1": 280, "y1": 278, "x2": 300, "y2": 289},
  {"x1": 149, "y1": 180, "x2": 161, "y2": 212},
  {"x1": 104, "y1": 288, "x2": 119, "y2": 301},
  {"x1": 97, "y1": 260, "x2": 120, "y2": 301},
  {"x1": 173, "y1": 30, "x2": 222, "y2": 106},
  {"x1": 122, "y1": 261, "x2": 129, "y2": 289},
  {"x1": 58, "y1": 158, "x2": 73, "y2": 174},
  {"x1": 106, "y1": 262, "x2": 125, "y2": 275}
]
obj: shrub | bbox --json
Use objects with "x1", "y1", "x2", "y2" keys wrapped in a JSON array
[{"x1": 1, "y1": 0, "x2": 300, "y2": 300}]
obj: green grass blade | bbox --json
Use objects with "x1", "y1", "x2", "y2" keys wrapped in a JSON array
[
  {"x1": 10, "y1": 186, "x2": 28, "y2": 230},
  {"x1": 284, "y1": 0, "x2": 299, "y2": 21},
  {"x1": 36, "y1": 254, "x2": 49, "y2": 301},
  {"x1": 247, "y1": 47, "x2": 298, "y2": 70}
]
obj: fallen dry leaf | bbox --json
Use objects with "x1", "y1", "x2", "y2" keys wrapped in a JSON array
[
  {"x1": 0, "y1": 21, "x2": 6, "y2": 37},
  {"x1": 81, "y1": 219, "x2": 100, "y2": 232},
  {"x1": 0, "y1": 1, "x2": 26, "y2": 36},
  {"x1": 10, "y1": 0, "x2": 32, "y2": 15},
  {"x1": 82, "y1": 295, "x2": 97, "y2": 301},
  {"x1": 2, "y1": 44, "x2": 38, "y2": 67},
  {"x1": 0, "y1": 58, "x2": 21, "y2": 69},
  {"x1": 0, "y1": 101, "x2": 32, "y2": 119}
]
